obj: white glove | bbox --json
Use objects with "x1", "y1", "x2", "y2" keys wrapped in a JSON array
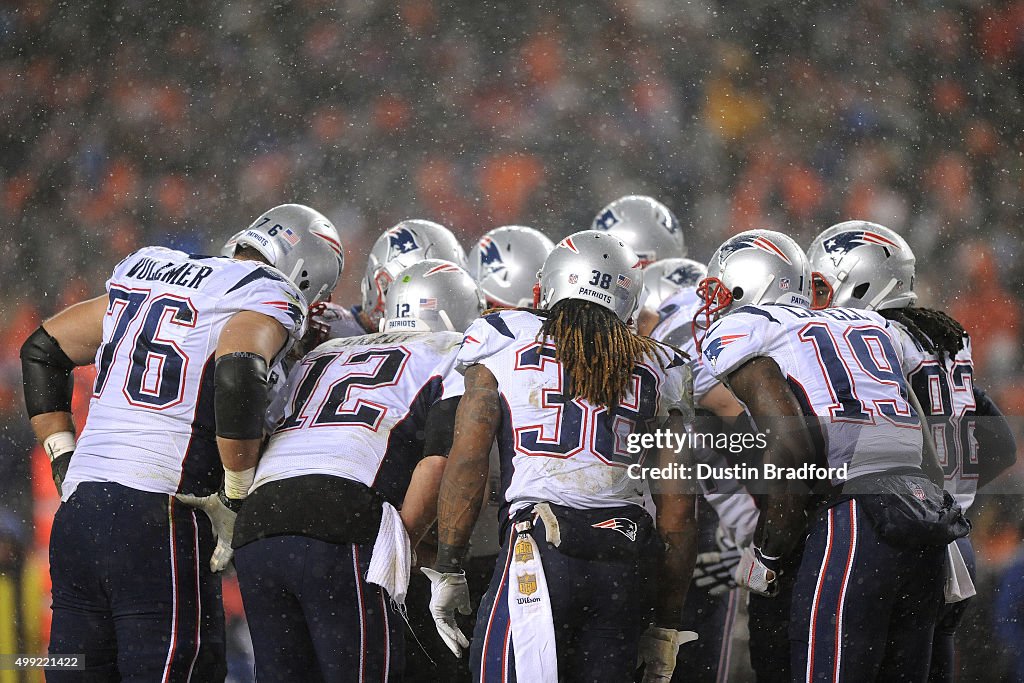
[
  {"x1": 734, "y1": 546, "x2": 780, "y2": 597},
  {"x1": 421, "y1": 567, "x2": 472, "y2": 657},
  {"x1": 176, "y1": 493, "x2": 238, "y2": 573},
  {"x1": 692, "y1": 547, "x2": 742, "y2": 596},
  {"x1": 637, "y1": 626, "x2": 699, "y2": 682}
]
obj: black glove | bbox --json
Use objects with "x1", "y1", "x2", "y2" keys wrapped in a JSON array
[{"x1": 51, "y1": 451, "x2": 72, "y2": 497}]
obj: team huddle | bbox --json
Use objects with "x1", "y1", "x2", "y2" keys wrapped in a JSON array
[{"x1": 20, "y1": 196, "x2": 1016, "y2": 683}]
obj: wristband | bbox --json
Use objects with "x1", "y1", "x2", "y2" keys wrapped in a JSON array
[
  {"x1": 224, "y1": 467, "x2": 256, "y2": 500},
  {"x1": 43, "y1": 431, "x2": 76, "y2": 462}
]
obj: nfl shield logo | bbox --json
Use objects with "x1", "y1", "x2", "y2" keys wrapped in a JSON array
[
  {"x1": 514, "y1": 537, "x2": 534, "y2": 563},
  {"x1": 568, "y1": 274, "x2": 578, "y2": 284},
  {"x1": 908, "y1": 481, "x2": 927, "y2": 501},
  {"x1": 518, "y1": 573, "x2": 538, "y2": 596}
]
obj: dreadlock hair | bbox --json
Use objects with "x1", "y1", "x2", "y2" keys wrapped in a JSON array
[
  {"x1": 536, "y1": 299, "x2": 667, "y2": 408},
  {"x1": 879, "y1": 306, "x2": 968, "y2": 364}
]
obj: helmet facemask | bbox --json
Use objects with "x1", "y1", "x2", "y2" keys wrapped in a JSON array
[{"x1": 692, "y1": 276, "x2": 733, "y2": 353}]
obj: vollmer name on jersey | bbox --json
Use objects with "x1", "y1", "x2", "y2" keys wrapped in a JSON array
[{"x1": 125, "y1": 257, "x2": 214, "y2": 290}]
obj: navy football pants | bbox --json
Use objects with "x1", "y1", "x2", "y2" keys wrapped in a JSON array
[
  {"x1": 235, "y1": 536, "x2": 403, "y2": 683},
  {"x1": 790, "y1": 499, "x2": 945, "y2": 683},
  {"x1": 48, "y1": 482, "x2": 225, "y2": 682},
  {"x1": 469, "y1": 520, "x2": 645, "y2": 683}
]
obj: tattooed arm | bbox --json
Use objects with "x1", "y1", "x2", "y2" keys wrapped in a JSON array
[{"x1": 433, "y1": 364, "x2": 501, "y2": 573}]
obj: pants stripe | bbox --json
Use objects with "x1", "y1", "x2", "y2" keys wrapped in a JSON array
[
  {"x1": 353, "y1": 545, "x2": 367, "y2": 683},
  {"x1": 832, "y1": 501, "x2": 858, "y2": 682},
  {"x1": 161, "y1": 498, "x2": 180, "y2": 683},
  {"x1": 381, "y1": 589, "x2": 390, "y2": 682},
  {"x1": 716, "y1": 588, "x2": 739, "y2": 683},
  {"x1": 806, "y1": 507, "x2": 835, "y2": 683},
  {"x1": 185, "y1": 510, "x2": 201, "y2": 682},
  {"x1": 481, "y1": 528, "x2": 516, "y2": 683}
]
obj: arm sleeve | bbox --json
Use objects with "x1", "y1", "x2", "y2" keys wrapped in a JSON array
[
  {"x1": 700, "y1": 311, "x2": 771, "y2": 382},
  {"x1": 974, "y1": 386, "x2": 1018, "y2": 487},
  {"x1": 454, "y1": 312, "x2": 520, "y2": 375}
]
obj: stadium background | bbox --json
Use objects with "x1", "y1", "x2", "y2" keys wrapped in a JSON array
[{"x1": 1, "y1": 0, "x2": 1023, "y2": 680}]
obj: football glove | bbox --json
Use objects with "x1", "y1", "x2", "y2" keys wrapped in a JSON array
[
  {"x1": 175, "y1": 491, "x2": 240, "y2": 573},
  {"x1": 51, "y1": 451, "x2": 72, "y2": 498},
  {"x1": 692, "y1": 547, "x2": 742, "y2": 596},
  {"x1": 421, "y1": 567, "x2": 472, "y2": 657},
  {"x1": 734, "y1": 546, "x2": 781, "y2": 597},
  {"x1": 637, "y1": 626, "x2": 699, "y2": 682}
]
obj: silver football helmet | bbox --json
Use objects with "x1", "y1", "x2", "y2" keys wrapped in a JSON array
[
  {"x1": 361, "y1": 219, "x2": 468, "y2": 327},
  {"x1": 807, "y1": 221, "x2": 916, "y2": 311},
  {"x1": 641, "y1": 258, "x2": 709, "y2": 312},
  {"x1": 467, "y1": 225, "x2": 555, "y2": 308},
  {"x1": 695, "y1": 230, "x2": 810, "y2": 341},
  {"x1": 232, "y1": 204, "x2": 344, "y2": 304},
  {"x1": 537, "y1": 230, "x2": 644, "y2": 323},
  {"x1": 381, "y1": 260, "x2": 484, "y2": 333},
  {"x1": 220, "y1": 230, "x2": 245, "y2": 257},
  {"x1": 591, "y1": 195, "x2": 686, "y2": 264}
]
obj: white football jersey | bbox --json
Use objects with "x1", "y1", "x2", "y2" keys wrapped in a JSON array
[
  {"x1": 701, "y1": 304, "x2": 923, "y2": 480},
  {"x1": 253, "y1": 331, "x2": 462, "y2": 505},
  {"x1": 68, "y1": 247, "x2": 307, "y2": 499},
  {"x1": 650, "y1": 287, "x2": 720, "y2": 401},
  {"x1": 897, "y1": 325, "x2": 979, "y2": 510},
  {"x1": 456, "y1": 310, "x2": 690, "y2": 517}
]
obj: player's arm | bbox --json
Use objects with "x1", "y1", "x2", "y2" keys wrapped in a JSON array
[
  {"x1": 401, "y1": 397, "x2": 461, "y2": 545},
  {"x1": 698, "y1": 381, "x2": 745, "y2": 418},
  {"x1": 974, "y1": 386, "x2": 1017, "y2": 489},
  {"x1": 727, "y1": 356, "x2": 815, "y2": 560},
  {"x1": 423, "y1": 364, "x2": 500, "y2": 658},
  {"x1": 177, "y1": 310, "x2": 289, "y2": 573},
  {"x1": 21, "y1": 295, "x2": 108, "y2": 495},
  {"x1": 650, "y1": 416, "x2": 698, "y2": 627},
  {"x1": 434, "y1": 365, "x2": 500, "y2": 572},
  {"x1": 213, "y1": 310, "x2": 289, "y2": 498}
]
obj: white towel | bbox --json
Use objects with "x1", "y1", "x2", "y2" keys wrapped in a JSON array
[
  {"x1": 507, "y1": 521, "x2": 558, "y2": 682},
  {"x1": 944, "y1": 540, "x2": 976, "y2": 603},
  {"x1": 365, "y1": 502, "x2": 412, "y2": 605}
]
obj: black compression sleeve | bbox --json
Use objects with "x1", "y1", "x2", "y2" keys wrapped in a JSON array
[
  {"x1": 21, "y1": 326, "x2": 77, "y2": 417},
  {"x1": 974, "y1": 386, "x2": 1017, "y2": 487},
  {"x1": 423, "y1": 396, "x2": 460, "y2": 457},
  {"x1": 214, "y1": 352, "x2": 269, "y2": 440}
]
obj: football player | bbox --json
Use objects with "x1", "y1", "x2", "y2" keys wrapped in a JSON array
[
  {"x1": 423, "y1": 231, "x2": 699, "y2": 682},
  {"x1": 20, "y1": 204, "x2": 342, "y2": 681},
  {"x1": 648, "y1": 259, "x2": 763, "y2": 683},
  {"x1": 808, "y1": 220, "x2": 1017, "y2": 683},
  {"x1": 230, "y1": 259, "x2": 483, "y2": 681},
  {"x1": 467, "y1": 225, "x2": 554, "y2": 309},
  {"x1": 695, "y1": 229, "x2": 970, "y2": 681},
  {"x1": 637, "y1": 257, "x2": 707, "y2": 336}
]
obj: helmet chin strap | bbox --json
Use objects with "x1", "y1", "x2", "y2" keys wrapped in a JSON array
[
  {"x1": 438, "y1": 310, "x2": 456, "y2": 332},
  {"x1": 749, "y1": 274, "x2": 776, "y2": 306},
  {"x1": 866, "y1": 278, "x2": 899, "y2": 311}
]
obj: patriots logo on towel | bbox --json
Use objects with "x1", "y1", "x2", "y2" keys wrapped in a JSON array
[
  {"x1": 718, "y1": 234, "x2": 792, "y2": 265},
  {"x1": 388, "y1": 227, "x2": 419, "y2": 256},
  {"x1": 478, "y1": 237, "x2": 507, "y2": 278},
  {"x1": 666, "y1": 264, "x2": 703, "y2": 287},
  {"x1": 703, "y1": 333, "x2": 747, "y2": 368},
  {"x1": 822, "y1": 230, "x2": 902, "y2": 266},
  {"x1": 591, "y1": 518, "x2": 638, "y2": 542}
]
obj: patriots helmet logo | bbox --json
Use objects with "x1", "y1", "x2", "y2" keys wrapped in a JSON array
[
  {"x1": 703, "y1": 333, "x2": 747, "y2": 368},
  {"x1": 822, "y1": 230, "x2": 902, "y2": 266},
  {"x1": 478, "y1": 237, "x2": 507, "y2": 278},
  {"x1": 658, "y1": 207, "x2": 681, "y2": 235},
  {"x1": 388, "y1": 227, "x2": 419, "y2": 256},
  {"x1": 718, "y1": 234, "x2": 792, "y2": 265},
  {"x1": 591, "y1": 518, "x2": 638, "y2": 542},
  {"x1": 594, "y1": 208, "x2": 619, "y2": 231},
  {"x1": 666, "y1": 264, "x2": 703, "y2": 287}
]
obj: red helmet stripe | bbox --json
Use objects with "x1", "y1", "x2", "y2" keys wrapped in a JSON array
[{"x1": 752, "y1": 237, "x2": 792, "y2": 264}]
